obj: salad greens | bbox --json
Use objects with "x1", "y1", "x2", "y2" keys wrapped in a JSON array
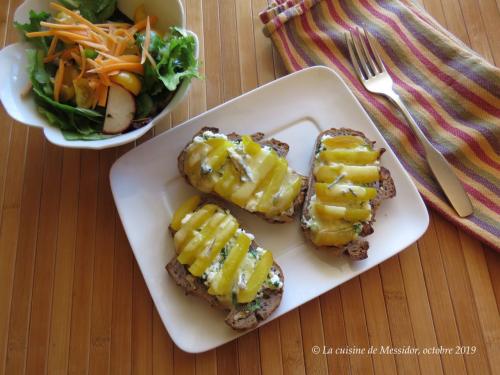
[
  {"x1": 15, "y1": 1, "x2": 199, "y2": 141},
  {"x1": 135, "y1": 28, "x2": 199, "y2": 119},
  {"x1": 58, "y1": 0, "x2": 117, "y2": 23}
]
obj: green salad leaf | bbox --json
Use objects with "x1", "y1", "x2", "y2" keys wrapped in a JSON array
[
  {"x1": 15, "y1": 10, "x2": 51, "y2": 52},
  {"x1": 58, "y1": 0, "x2": 117, "y2": 23},
  {"x1": 138, "y1": 28, "x2": 199, "y2": 91},
  {"x1": 27, "y1": 49, "x2": 107, "y2": 140}
]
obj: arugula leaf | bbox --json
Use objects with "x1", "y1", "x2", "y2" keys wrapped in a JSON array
[
  {"x1": 15, "y1": 10, "x2": 51, "y2": 51},
  {"x1": 61, "y1": 129, "x2": 114, "y2": 140},
  {"x1": 135, "y1": 93, "x2": 154, "y2": 119},
  {"x1": 137, "y1": 27, "x2": 200, "y2": 91},
  {"x1": 27, "y1": 49, "x2": 104, "y2": 138},
  {"x1": 58, "y1": 0, "x2": 117, "y2": 23}
]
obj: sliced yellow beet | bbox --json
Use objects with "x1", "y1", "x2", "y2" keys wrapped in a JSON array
[
  {"x1": 173, "y1": 204, "x2": 217, "y2": 249},
  {"x1": 177, "y1": 212, "x2": 227, "y2": 265},
  {"x1": 237, "y1": 251, "x2": 274, "y2": 303},
  {"x1": 203, "y1": 141, "x2": 230, "y2": 172},
  {"x1": 170, "y1": 195, "x2": 201, "y2": 231},
  {"x1": 242, "y1": 135, "x2": 261, "y2": 156},
  {"x1": 319, "y1": 149, "x2": 380, "y2": 164},
  {"x1": 231, "y1": 151, "x2": 278, "y2": 207},
  {"x1": 188, "y1": 217, "x2": 239, "y2": 276},
  {"x1": 341, "y1": 166, "x2": 380, "y2": 184},
  {"x1": 344, "y1": 208, "x2": 371, "y2": 222},
  {"x1": 311, "y1": 227, "x2": 356, "y2": 247},
  {"x1": 313, "y1": 203, "x2": 346, "y2": 220},
  {"x1": 272, "y1": 176, "x2": 302, "y2": 213},
  {"x1": 322, "y1": 135, "x2": 366, "y2": 149},
  {"x1": 214, "y1": 163, "x2": 240, "y2": 198},
  {"x1": 257, "y1": 158, "x2": 287, "y2": 211},
  {"x1": 314, "y1": 164, "x2": 342, "y2": 182},
  {"x1": 316, "y1": 183, "x2": 377, "y2": 203},
  {"x1": 208, "y1": 233, "x2": 252, "y2": 296},
  {"x1": 205, "y1": 137, "x2": 227, "y2": 148}
]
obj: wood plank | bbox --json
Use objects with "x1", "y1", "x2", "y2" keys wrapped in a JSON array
[
  {"x1": 109, "y1": 215, "x2": 134, "y2": 375},
  {"x1": 132, "y1": 264, "x2": 153, "y2": 375},
  {"x1": 202, "y1": 0, "x2": 223, "y2": 109},
  {"x1": 88, "y1": 149, "x2": 117, "y2": 375},
  {"x1": 235, "y1": 0, "x2": 258, "y2": 92},
  {"x1": 46, "y1": 149, "x2": 80, "y2": 375},
  {"x1": 279, "y1": 310, "x2": 305, "y2": 375},
  {"x1": 484, "y1": 249, "x2": 500, "y2": 309},
  {"x1": 218, "y1": 0, "x2": 242, "y2": 100},
  {"x1": 25, "y1": 142, "x2": 63, "y2": 374},
  {"x1": 66, "y1": 150, "x2": 99, "y2": 375},
  {"x1": 461, "y1": 232, "x2": 500, "y2": 375},
  {"x1": 417, "y1": 215, "x2": 467, "y2": 375},
  {"x1": 186, "y1": 0, "x2": 207, "y2": 118},
  {"x1": 299, "y1": 299, "x2": 328, "y2": 375},
  {"x1": 3, "y1": 129, "x2": 45, "y2": 375},
  {"x1": 457, "y1": 0, "x2": 495, "y2": 63},
  {"x1": 251, "y1": 0, "x2": 277, "y2": 85},
  {"x1": 195, "y1": 350, "x2": 217, "y2": 375},
  {"x1": 340, "y1": 277, "x2": 374, "y2": 375},
  {"x1": 476, "y1": 0, "x2": 500, "y2": 65},
  {"x1": 435, "y1": 0, "x2": 471, "y2": 46},
  {"x1": 216, "y1": 341, "x2": 239, "y2": 375},
  {"x1": 0, "y1": 124, "x2": 27, "y2": 374},
  {"x1": 379, "y1": 256, "x2": 420, "y2": 375},
  {"x1": 258, "y1": 320, "x2": 283, "y2": 375},
  {"x1": 433, "y1": 213, "x2": 491, "y2": 375},
  {"x1": 398, "y1": 244, "x2": 444, "y2": 375},
  {"x1": 174, "y1": 346, "x2": 195, "y2": 375},
  {"x1": 359, "y1": 267, "x2": 398, "y2": 375},
  {"x1": 319, "y1": 288, "x2": 351, "y2": 375},
  {"x1": 153, "y1": 310, "x2": 173, "y2": 375},
  {"x1": 238, "y1": 332, "x2": 261, "y2": 375}
]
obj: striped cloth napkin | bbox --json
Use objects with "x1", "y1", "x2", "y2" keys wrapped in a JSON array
[{"x1": 259, "y1": 0, "x2": 500, "y2": 251}]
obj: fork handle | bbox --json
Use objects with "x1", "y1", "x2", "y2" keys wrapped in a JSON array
[{"x1": 385, "y1": 92, "x2": 473, "y2": 218}]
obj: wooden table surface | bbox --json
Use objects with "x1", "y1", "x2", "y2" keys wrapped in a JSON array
[{"x1": 1, "y1": 0, "x2": 499, "y2": 374}]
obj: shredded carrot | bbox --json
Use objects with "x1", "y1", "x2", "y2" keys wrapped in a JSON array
[
  {"x1": 26, "y1": 30, "x2": 54, "y2": 38},
  {"x1": 50, "y1": 2, "x2": 117, "y2": 42},
  {"x1": 40, "y1": 22, "x2": 88, "y2": 30},
  {"x1": 98, "y1": 51, "x2": 123, "y2": 62},
  {"x1": 141, "y1": 16, "x2": 151, "y2": 64},
  {"x1": 113, "y1": 39, "x2": 129, "y2": 56},
  {"x1": 47, "y1": 36, "x2": 59, "y2": 57},
  {"x1": 70, "y1": 52, "x2": 82, "y2": 65},
  {"x1": 53, "y1": 30, "x2": 89, "y2": 41},
  {"x1": 89, "y1": 62, "x2": 144, "y2": 75},
  {"x1": 98, "y1": 85, "x2": 109, "y2": 106},
  {"x1": 94, "y1": 22, "x2": 132, "y2": 28},
  {"x1": 98, "y1": 72, "x2": 111, "y2": 86},
  {"x1": 78, "y1": 45, "x2": 86, "y2": 78},
  {"x1": 119, "y1": 55, "x2": 141, "y2": 63},
  {"x1": 86, "y1": 58, "x2": 101, "y2": 69},
  {"x1": 43, "y1": 51, "x2": 62, "y2": 63},
  {"x1": 61, "y1": 47, "x2": 78, "y2": 59},
  {"x1": 53, "y1": 59, "x2": 65, "y2": 102},
  {"x1": 128, "y1": 16, "x2": 157, "y2": 35},
  {"x1": 79, "y1": 40, "x2": 109, "y2": 51}
]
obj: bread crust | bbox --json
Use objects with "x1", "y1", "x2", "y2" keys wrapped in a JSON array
[
  {"x1": 166, "y1": 199, "x2": 284, "y2": 330},
  {"x1": 177, "y1": 127, "x2": 307, "y2": 223},
  {"x1": 301, "y1": 128, "x2": 396, "y2": 260}
]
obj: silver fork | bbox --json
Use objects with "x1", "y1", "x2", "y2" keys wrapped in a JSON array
[{"x1": 345, "y1": 28, "x2": 473, "y2": 217}]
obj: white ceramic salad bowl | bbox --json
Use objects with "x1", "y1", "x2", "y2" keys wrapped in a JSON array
[{"x1": 0, "y1": 0, "x2": 198, "y2": 149}]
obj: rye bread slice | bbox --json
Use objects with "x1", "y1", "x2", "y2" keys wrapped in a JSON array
[
  {"x1": 301, "y1": 128, "x2": 396, "y2": 260},
  {"x1": 166, "y1": 200, "x2": 284, "y2": 330},
  {"x1": 177, "y1": 127, "x2": 307, "y2": 223},
  {"x1": 166, "y1": 258, "x2": 284, "y2": 331}
]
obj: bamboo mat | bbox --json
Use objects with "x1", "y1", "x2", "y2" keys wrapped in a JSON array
[{"x1": 0, "y1": 0, "x2": 499, "y2": 374}]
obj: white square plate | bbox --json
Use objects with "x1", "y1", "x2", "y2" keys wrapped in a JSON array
[{"x1": 110, "y1": 66, "x2": 429, "y2": 353}]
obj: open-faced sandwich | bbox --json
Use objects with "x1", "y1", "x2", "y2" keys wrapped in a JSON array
[
  {"x1": 178, "y1": 127, "x2": 307, "y2": 223},
  {"x1": 301, "y1": 128, "x2": 396, "y2": 260},
  {"x1": 166, "y1": 196, "x2": 284, "y2": 330}
]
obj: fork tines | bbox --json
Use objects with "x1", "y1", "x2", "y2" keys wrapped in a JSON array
[{"x1": 345, "y1": 28, "x2": 386, "y2": 81}]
